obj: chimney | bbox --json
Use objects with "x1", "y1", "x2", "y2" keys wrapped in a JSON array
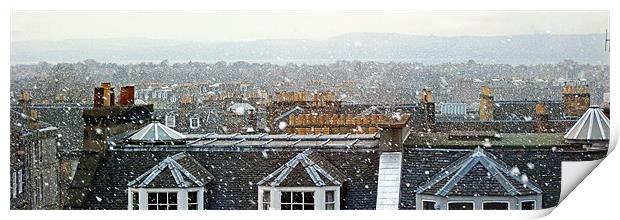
[
  {"x1": 29, "y1": 109, "x2": 39, "y2": 130},
  {"x1": 378, "y1": 113, "x2": 411, "y2": 152},
  {"x1": 562, "y1": 85, "x2": 590, "y2": 117},
  {"x1": 119, "y1": 85, "x2": 135, "y2": 106},
  {"x1": 479, "y1": 85, "x2": 494, "y2": 121},
  {"x1": 93, "y1": 87, "x2": 104, "y2": 107},
  {"x1": 534, "y1": 102, "x2": 549, "y2": 133},
  {"x1": 420, "y1": 89, "x2": 436, "y2": 131},
  {"x1": 100, "y1": 83, "x2": 115, "y2": 107}
]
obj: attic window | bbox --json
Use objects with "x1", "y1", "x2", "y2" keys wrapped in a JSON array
[
  {"x1": 165, "y1": 114, "x2": 176, "y2": 128},
  {"x1": 128, "y1": 187, "x2": 204, "y2": 210},
  {"x1": 190, "y1": 117, "x2": 200, "y2": 129},
  {"x1": 448, "y1": 202, "x2": 474, "y2": 210},
  {"x1": 258, "y1": 186, "x2": 340, "y2": 210}
]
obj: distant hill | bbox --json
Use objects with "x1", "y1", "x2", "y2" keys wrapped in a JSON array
[{"x1": 11, "y1": 33, "x2": 609, "y2": 65}]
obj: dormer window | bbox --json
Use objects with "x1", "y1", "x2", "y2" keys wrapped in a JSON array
[
  {"x1": 190, "y1": 117, "x2": 200, "y2": 129},
  {"x1": 256, "y1": 149, "x2": 346, "y2": 210},
  {"x1": 165, "y1": 114, "x2": 176, "y2": 127},
  {"x1": 126, "y1": 152, "x2": 213, "y2": 210}
]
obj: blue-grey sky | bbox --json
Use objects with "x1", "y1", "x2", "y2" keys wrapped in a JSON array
[{"x1": 11, "y1": 11, "x2": 609, "y2": 42}]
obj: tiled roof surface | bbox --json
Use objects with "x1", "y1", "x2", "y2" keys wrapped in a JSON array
[
  {"x1": 257, "y1": 149, "x2": 347, "y2": 187},
  {"x1": 399, "y1": 147, "x2": 607, "y2": 210},
  {"x1": 415, "y1": 147, "x2": 542, "y2": 196},
  {"x1": 85, "y1": 150, "x2": 379, "y2": 210}
]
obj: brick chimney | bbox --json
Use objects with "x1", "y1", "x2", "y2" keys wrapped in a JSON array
[
  {"x1": 562, "y1": 85, "x2": 590, "y2": 117},
  {"x1": 94, "y1": 83, "x2": 115, "y2": 107},
  {"x1": 534, "y1": 102, "x2": 550, "y2": 133},
  {"x1": 378, "y1": 113, "x2": 411, "y2": 152},
  {"x1": 479, "y1": 85, "x2": 494, "y2": 121},
  {"x1": 19, "y1": 91, "x2": 39, "y2": 130},
  {"x1": 420, "y1": 88, "x2": 435, "y2": 131},
  {"x1": 119, "y1": 85, "x2": 135, "y2": 106}
]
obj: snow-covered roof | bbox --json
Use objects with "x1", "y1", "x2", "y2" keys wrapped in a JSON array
[
  {"x1": 127, "y1": 152, "x2": 213, "y2": 188},
  {"x1": 416, "y1": 147, "x2": 542, "y2": 197},
  {"x1": 257, "y1": 149, "x2": 346, "y2": 187},
  {"x1": 564, "y1": 105, "x2": 610, "y2": 143},
  {"x1": 127, "y1": 122, "x2": 186, "y2": 141}
]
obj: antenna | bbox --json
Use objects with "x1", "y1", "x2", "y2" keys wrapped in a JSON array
[{"x1": 605, "y1": 29, "x2": 610, "y2": 52}]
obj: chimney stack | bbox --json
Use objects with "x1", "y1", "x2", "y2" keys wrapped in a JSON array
[
  {"x1": 562, "y1": 85, "x2": 590, "y2": 117},
  {"x1": 420, "y1": 89, "x2": 436, "y2": 131},
  {"x1": 479, "y1": 85, "x2": 494, "y2": 121},
  {"x1": 534, "y1": 102, "x2": 550, "y2": 133},
  {"x1": 94, "y1": 83, "x2": 115, "y2": 107},
  {"x1": 119, "y1": 85, "x2": 135, "y2": 106},
  {"x1": 378, "y1": 113, "x2": 411, "y2": 152}
]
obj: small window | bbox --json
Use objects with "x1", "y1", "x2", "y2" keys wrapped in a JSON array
[
  {"x1": 188, "y1": 191, "x2": 199, "y2": 210},
  {"x1": 147, "y1": 192, "x2": 178, "y2": 210},
  {"x1": 132, "y1": 192, "x2": 139, "y2": 210},
  {"x1": 483, "y1": 202, "x2": 509, "y2": 210},
  {"x1": 262, "y1": 190, "x2": 271, "y2": 210},
  {"x1": 422, "y1": 200, "x2": 437, "y2": 210},
  {"x1": 448, "y1": 202, "x2": 474, "y2": 210},
  {"x1": 165, "y1": 115, "x2": 176, "y2": 127},
  {"x1": 190, "y1": 117, "x2": 200, "y2": 129},
  {"x1": 280, "y1": 191, "x2": 315, "y2": 210},
  {"x1": 325, "y1": 190, "x2": 335, "y2": 210},
  {"x1": 11, "y1": 172, "x2": 17, "y2": 198},
  {"x1": 521, "y1": 201, "x2": 535, "y2": 210},
  {"x1": 18, "y1": 169, "x2": 23, "y2": 194}
]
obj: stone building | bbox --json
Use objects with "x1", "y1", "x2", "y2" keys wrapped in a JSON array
[{"x1": 10, "y1": 92, "x2": 62, "y2": 209}]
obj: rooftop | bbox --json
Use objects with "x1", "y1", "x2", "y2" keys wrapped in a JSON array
[{"x1": 404, "y1": 132, "x2": 567, "y2": 148}]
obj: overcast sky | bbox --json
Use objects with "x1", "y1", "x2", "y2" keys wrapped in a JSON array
[{"x1": 11, "y1": 11, "x2": 609, "y2": 42}]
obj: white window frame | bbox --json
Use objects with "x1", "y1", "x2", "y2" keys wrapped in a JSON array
[
  {"x1": 421, "y1": 199, "x2": 438, "y2": 210},
  {"x1": 127, "y1": 187, "x2": 204, "y2": 210},
  {"x1": 482, "y1": 201, "x2": 511, "y2": 210},
  {"x1": 520, "y1": 200, "x2": 536, "y2": 210},
  {"x1": 258, "y1": 186, "x2": 340, "y2": 210},
  {"x1": 11, "y1": 171, "x2": 17, "y2": 198},
  {"x1": 165, "y1": 114, "x2": 176, "y2": 128},
  {"x1": 18, "y1": 169, "x2": 23, "y2": 194},
  {"x1": 190, "y1": 117, "x2": 200, "y2": 129},
  {"x1": 447, "y1": 201, "x2": 475, "y2": 210}
]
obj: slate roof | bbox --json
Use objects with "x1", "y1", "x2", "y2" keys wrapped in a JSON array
[
  {"x1": 84, "y1": 150, "x2": 380, "y2": 210},
  {"x1": 415, "y1": 147, "x2": 542, "y2": 196},
  {"x1": 564, "y1": 105, "x2": 610, "y2": 143},
  {"x1": 257, "y1": 149, "x2": 347, "y2": 187},
  {"x1": 127, "y1": 122, "x2": 187, "y2": 142},
  {"x1": 127, "y1": 152, "x2": 214, "y2": 188},
  {"x1": 399, "y1": 147, "x2": 607, "y2": 210}
]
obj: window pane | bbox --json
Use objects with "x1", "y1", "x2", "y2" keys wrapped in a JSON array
[
  {"x1": 148, "y1": 193, "x2": 157, "y2": 204},
  {"x1": 292, "y1": 204, "x2": 303, "y2": 210},
  {"x1": 262, "y1": 191, "x2": 270, "y2": 202},
  {"x1": 483, "y1": 202, "x2": 509, "y2": 210},
  {"x1": 521, "y1": 201, "x2": 535, "y2": 210},
  {"x1": 304, "y1": 205, "x2": 314, "y2": 210},
  {"x1": 304, "y1": 192, "x2": 314, "y2": 203},
  {"x1": 292, "y1": 192, "x2": 303, "y2": 203},
  {"x1": 262, "y1": 204, "x2": 270, "y2": 210},
  {"x1": 281, "y1": 192, "x2": 291, "y2": 203},
  {"x1": 326, "y1": 204, "x2": 335, "y2": 210},
  {"x1": 148, "y1": 205, "x2": 157, "y2": 210},
  {"x1": 281, "y1": 204, "x2": 291, "y2": 210},
  {"x1": 158, "y1": 205, "x2": 167, "y2": 210},
  {"x1": 325, "y1": 191, "x2": 334, "y2": 202},
  {"x1": 189, "y1": 204, "x2": 198, "y2": 210},
  {"x1": 168, "y1": 205, "x2": 177, "y2": 210},
  {"x1": 168, "y1": 192, "x2": 177, "y2": 204},
  {"x1": 448, "y1": 202, "x2": 474, "y2": 210},
  {"x1": 158, "y1": 193, "x2": 167, "y2": 204},
  {"x1": 188, "y1": 191, "x2": 197, "y2": 203},
  {"x1": 423, "y1": 201, "x2": 436, "y2": 210}
]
